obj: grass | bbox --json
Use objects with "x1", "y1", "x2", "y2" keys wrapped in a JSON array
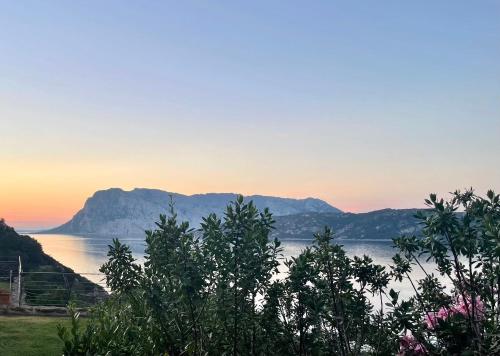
[
  {"x1": 0, "y1": 281, "x2": 11, "y2": 291},
  {"x1": 0, "y1": 316, "x2": 76, "y2": 356}
]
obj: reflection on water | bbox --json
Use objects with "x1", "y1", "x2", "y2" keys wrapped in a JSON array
[
  {"x1": 31, "y1": 234, "x2": 450, "y2": 302},
  {"x1": 30, "y1": 234, "x2": 146, "y2": 285}
]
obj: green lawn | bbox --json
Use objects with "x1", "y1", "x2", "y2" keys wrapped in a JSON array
[
  {"x1": 0, "y1": 281, "x2": 10, "y2": 291},
  {"x1": 0, "y1": 316, "x2": 74, "y2": 356}
]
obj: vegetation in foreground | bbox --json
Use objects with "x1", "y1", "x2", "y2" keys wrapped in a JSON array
[
  {"x1": 0, "y1": 281, "x2": 10, "y2": 291},
  {"x1": 0, "y1": 316, "x2": 74, "y2": 356},
  {"x1": 58, "y1": 189, "x2": 500, "y2": 355}
]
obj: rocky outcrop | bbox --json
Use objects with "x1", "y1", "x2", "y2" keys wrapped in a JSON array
[{"x1": 46, "y1": 188, "x2": 341, "y2": 235}]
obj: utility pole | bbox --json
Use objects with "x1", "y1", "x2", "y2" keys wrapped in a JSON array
[{"x1": 18, "y1": 256, "x2": 22, "y2": 307}]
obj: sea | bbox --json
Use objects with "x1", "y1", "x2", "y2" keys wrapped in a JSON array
[{"x1": 29, "y1": 234, "x2": 448, "y2": 303}]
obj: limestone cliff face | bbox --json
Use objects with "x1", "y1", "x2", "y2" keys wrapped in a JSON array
[{"x1": 46, "y1": 188, "x2": 341, "y2": 236}]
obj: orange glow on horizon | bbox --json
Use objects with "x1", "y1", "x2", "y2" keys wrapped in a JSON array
[
  {"x1": 1, "y1": 183, "x2": 427, "y2": 230},
  {"x1": 0, "y1": 158, "x2": 486, "y2": 230}
]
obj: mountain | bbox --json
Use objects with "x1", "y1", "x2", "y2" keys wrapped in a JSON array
[
  {"x1": 272, "y1": 209, "x2": 424, "y2": 240},
  {"x1": 46, "y1": 188, "x2": 342, "y2": 235},
  {"x1": 44, "y1": 188, "x2": 424, "y2": 240}
]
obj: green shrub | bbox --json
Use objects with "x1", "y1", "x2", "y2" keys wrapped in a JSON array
[{"x1": 58, "y1": 190, "x2": 500, "y2": 355}]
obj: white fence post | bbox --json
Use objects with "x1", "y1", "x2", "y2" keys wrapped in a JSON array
[{"x1": 18, "y1": 256, "x2": 22, "y2": 307}]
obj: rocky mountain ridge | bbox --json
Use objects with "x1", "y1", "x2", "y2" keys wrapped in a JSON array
[{"x1": 46, "y1": 188, "x2": 341, "y2": 235}]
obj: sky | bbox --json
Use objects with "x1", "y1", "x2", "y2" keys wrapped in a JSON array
[{"x1": 1, "y1": 1, "x2": 499, "y2": 229}]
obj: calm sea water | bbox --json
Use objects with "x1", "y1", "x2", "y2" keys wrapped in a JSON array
[{"x1": 30, "y1": 234, "x2": 448, "y2": 302}]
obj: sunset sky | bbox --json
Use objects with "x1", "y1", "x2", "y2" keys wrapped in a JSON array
[{"x1": 1, "y1": 1, "x2": 499, "y2": 229}]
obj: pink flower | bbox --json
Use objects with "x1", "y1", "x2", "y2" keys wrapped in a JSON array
[
  {"x1": 437, "y1": 306, "x2": 451, "y2": 320},
  {"x1": 398, "y1": 333, "x2": 428, "y2": 355},
  {"x1": 451, "y1": 295, "x2": 485, "y2": 320},
  {"x1": 422, "y1": 295, "x2": 486, "y2": 333},
  {"x1": 424, "y1": 312, "x2": 438, "y2": 329},
  {"x1": 399, "y1": 334, "x2": 416, "y2": 349},
  {"x1": 414, "y1": 343, "x2": 428, "y2": 355},
  {"x1": 452, "y1": 302, "x2": 468, "y2": 317},
  {"x1": 423, "y1": 307, "x2": 451, "y2": 330}
]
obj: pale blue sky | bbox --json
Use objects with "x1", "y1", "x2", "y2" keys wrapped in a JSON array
[{"x1": 1, "y1": 1, "x2": 499, "y2": 228}]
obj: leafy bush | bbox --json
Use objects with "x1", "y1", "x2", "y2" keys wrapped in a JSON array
[
  {"x1": 59, "y1": 190, "x2": 500, "y2": 355},
  {"x1": 390, "y1": 189, "x2": 500, "y2": 355}
]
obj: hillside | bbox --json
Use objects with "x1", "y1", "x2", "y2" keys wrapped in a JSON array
[
  {"x1": 0, "y1": 219, "x2": 69, "y2": 272},
  {"x1": 272, "y1": 208, "x2": 424, "y2": 240},
  {"x1": 46, "y1": 188, "x2": 341, "y2": 235},
  {"x1": 0, "y1": 219, "x2": 105, "y2": 306}
]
